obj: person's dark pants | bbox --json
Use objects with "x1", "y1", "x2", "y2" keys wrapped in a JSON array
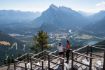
[
  {"x1": 59, "y1": 52, "x2": 64, "y2": 57},
  {"x1": 66, "y1": 50, "x2": 70, "y2": 63}
]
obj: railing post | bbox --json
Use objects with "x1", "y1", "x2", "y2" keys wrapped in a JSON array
[
  {"x1": 25, "y1": 62, "x2": 27, "y2": 70},
  {"x1": 89, "y1": 46, "x2": 92, "y2": 70},
  {"x1": 27, "y1": 53, "x2": 29, "y2": 63},
  {"x1": 103, "y1": 50, "x2": 105, "y2": 70},
  {"x1": 62, "y1": 58, "x2": 64, "y2": 70},
  {"x1": 48, "y1": 54, "x2": 50, "y2": 70},
  {"x1": 14, "y1": 60, "x2": 16, "y2": 70},
  {"x1": 90, "y1": 46, "x2": 92, "y2": 56},
  {"x1": 89, "y1": 57, "x2": 92, "y2": 70},
  {"x1": 86, "y1": 46, "x2": 89, "y2": 60},
  {"x1": 42, "y1": 61, "x2": 44, "y2": 70},
  {"x1": 30, "y1": 57, "x2": 32, "y2": 70},
  {"x1": 71, "y1": 50, "x2": 74, "y2": 70},
  {"x1": 86, "y1": 46, "x2": 89, "y2": 55}
]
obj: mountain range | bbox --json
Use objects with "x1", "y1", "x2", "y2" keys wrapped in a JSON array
[
  {"x1": 0, "y1": 4, "x2": 105, "y2": 35},
  {"x1": 0, "y1": 10, "x2": 40, "y2": 23},
  {"x1": 84, "y1": 11, "x2": 105, "y2": 36},
  {"x1": 88, "y1": 11, "x2": 105, "y2": 23},
  {"x1": 32, "y1": 4, "x2": 105, "y2": 35},
  {"x1": 33, "y1": 4, "x2": 89, "y2": 32},
  {"x1": 0, "y1": 10, "x2": 40, "y2": 33}
]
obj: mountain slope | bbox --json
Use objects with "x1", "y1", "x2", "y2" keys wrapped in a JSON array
[
  {"x1": 84, "y1": 17, "x2": 105, "y2": 37},
  {"x1": 33, "y1": 4, "x2": 89, "y2": 32},
  {"x1": 0, "y1": 31, "x2": 29, "y2": 65},
  {"x1": 0, "y1": 10, "x2": 40, "y2": 33},
  {"x1": 0, "y1": 10, "x2": 40, "y2": 23},
  {"x1": 89, "y1": 11, "x2": 105, "y2": 23}
]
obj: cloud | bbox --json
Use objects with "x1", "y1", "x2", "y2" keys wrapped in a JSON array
[
  {"x1": 96, "y1": 1, "x2": 105, "y2": 7},
  {"x1": 95, "y1": 1, "x2": 105, "y2": 12}
]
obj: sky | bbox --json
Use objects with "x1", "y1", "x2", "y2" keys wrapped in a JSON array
[{"x1": 0, "y1": 0, "x2": 105, "y2": 13}]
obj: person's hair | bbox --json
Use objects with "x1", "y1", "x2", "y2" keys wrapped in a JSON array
[
  {"x1": 67, "y1": 40, "x2": 70, "y2": 44},
  {"x1": 59, "y1": 43, "x2": 61, "y2": 46}
]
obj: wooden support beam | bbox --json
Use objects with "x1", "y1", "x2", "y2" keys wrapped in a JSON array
[
  {"x1": 73, "y1": 46, "x2": 87, "y2": 52},
  {"x1": 42, "y1": 61, "x2": 44, "y2": 70},
  {"x1": 71, "y1": 50, "x2": 74, "y2": 70},
  {"x1": 86, "y1": 46, "x2": 89, "y2": 55},
  {"x1": 30, "y1": 57, "x2": 32, "y2": 70},
  {"x1": 92, "y1": 46, "x2": 105, "y2": 50},
  {"x1": 89, "y1": 52, "x2": 103, "y2": 58},
  {"x1": 48, "y1": 54, "x2": 50, "y2": 70},
  {"x1": 73, "y1": 51, "x2": 93, "y2": 59},
  {"x1": 14, "y1": 60, "x2": 17, "y2": 70},
  {"x1": 62, "y1": 59, "x2": 64, "y2": 70},
  {"x1": 73, "y1": 60, "x2": 90, "y2": 67},
  {"x1": 32, "y1": 50, "x2": 46, "y2": 58},
  {"x1": 16, "y1": 53, "x2": 28, "y2": 60},
  {"x1": 103, "y1": 51, "x2": 105, "y2": 70},
  {"x1": 25, "y1": 63, "x2": 27, "y2": 70},
  {"x1": 89, "y1": 46, "x2": 92, "y2": 70},
  {"x1": 93, "y1": 45, "x2": 105, "y2": 47}
]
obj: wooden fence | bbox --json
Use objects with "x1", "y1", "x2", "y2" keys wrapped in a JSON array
[{"x1": 12, "y1": 45, "x2": 105, "y2": 70}]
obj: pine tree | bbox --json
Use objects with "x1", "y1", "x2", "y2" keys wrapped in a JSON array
[{"x1": 31, "y1": 30, "x2": 49, "y2": 53}]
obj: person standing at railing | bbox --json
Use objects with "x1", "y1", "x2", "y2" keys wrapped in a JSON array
[
  {"x1": 65, "y1": 40, "x2": 71, "y2": 63},
  {"x1": 57, "y1": 42, "x2": 64, "y2": 57}
]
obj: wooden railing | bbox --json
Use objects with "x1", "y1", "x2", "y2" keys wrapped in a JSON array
[
  {"x1": 73, "y1": 45, "x2": 105, "y2": 70},
  {"x1": 12, "y1": 45, "x2": 105, "y2": 70}
]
